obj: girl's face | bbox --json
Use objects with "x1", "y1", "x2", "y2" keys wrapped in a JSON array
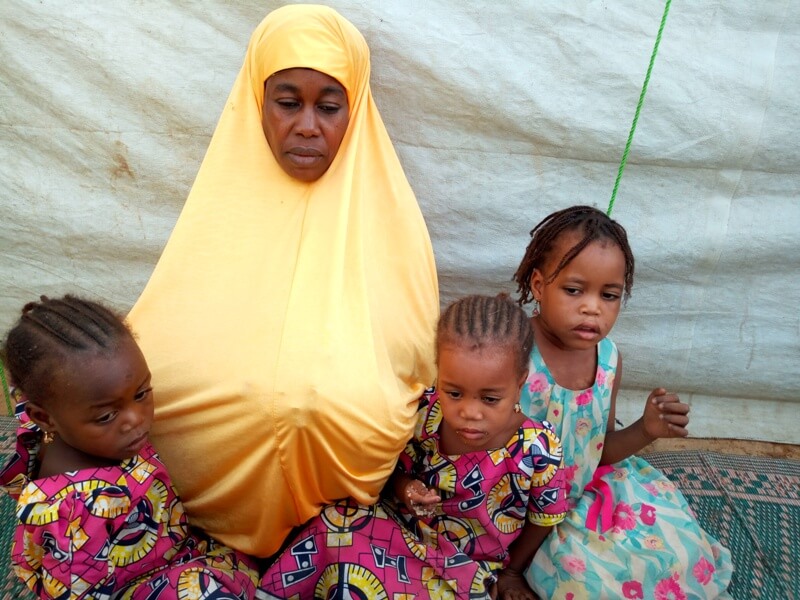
[
  {"x1": 437, "y1": 342, "x2": 527, "y2": 454},
  {"x1": 29, "y1": 335, "x2": 154, "y2": 462},
  {"x1": 531, "y1": 232, "x2": 626, "y2": 351},
  {"x1": 261, "y1": 67, "x2": 350, "y2": 182}
]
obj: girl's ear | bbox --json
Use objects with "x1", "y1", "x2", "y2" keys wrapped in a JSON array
[
  {"x1": 517, "y1": 368, "x2": 529, "y2": 393},
  {"x1": 530, "y1": 268, "x2": 545, "y2": 301},
  {"x1": 25, "y1": 402, "x2": 55, "y2": 433}
]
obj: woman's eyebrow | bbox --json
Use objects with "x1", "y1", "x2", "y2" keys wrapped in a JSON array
[
  {"x1": 273, "y1": 82, "x2": 300, "y2": 93},
  {"x1": 271, "y1": 83, "x2": 345, "y2": 98}
]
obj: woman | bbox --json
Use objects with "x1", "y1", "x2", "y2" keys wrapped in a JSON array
[{"x1": 128, "y1": 5, "x2": 439, "y2": 558}]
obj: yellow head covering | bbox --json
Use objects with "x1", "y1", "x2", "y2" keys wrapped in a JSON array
[{"x1": 128, "y1": 5, "x2": 438, "y2": 557}]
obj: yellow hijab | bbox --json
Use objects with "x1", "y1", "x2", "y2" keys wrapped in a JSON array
[{"x1": 128, "y1": 5, "x2": 438, "y2": 557}]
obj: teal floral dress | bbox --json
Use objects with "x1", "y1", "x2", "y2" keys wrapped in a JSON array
[{"x1": 519, "y1": 336, "x2": 733, "y2": 599}]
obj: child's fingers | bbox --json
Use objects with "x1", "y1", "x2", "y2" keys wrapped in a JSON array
[
  {"x1": 417, "y1": 492, "x2": 441, "y2": 505},
  {"x1": 666, "y1": 423, "x2": 689, "y2": 437},
  {"x1": 408, "y1": 490, "x2": 440, "y2": 504},
  {"x1": 658, "y1": 400, "x2": 690, "y2": 415},
  {"x1": 661, "y1": 412, "x2": 690, "y2": 436}
]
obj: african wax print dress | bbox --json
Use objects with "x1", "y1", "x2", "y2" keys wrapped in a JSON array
[
  {"x1": 0, "y1": 403, "x2": 258, "y2": 599},
  {"x1": 519, "y1": 336, "x2": 733, "y2": 599},
  {"x1": 259, "y1": 392, "x2": 567, "y2": 599}
]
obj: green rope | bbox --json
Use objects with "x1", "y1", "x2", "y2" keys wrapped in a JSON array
[{"x1": 608, "y1": 0, "x2": 672, "y2": 216}]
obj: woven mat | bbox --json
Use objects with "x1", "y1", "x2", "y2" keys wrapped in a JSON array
[
  {"x1": 644, "y1": 451, "x2": 799, "y2": 600},
  {"x1": 0, "y1": 419, "x2": 797, "y2": 600}
]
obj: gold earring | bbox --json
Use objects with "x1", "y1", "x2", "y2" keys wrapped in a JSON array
[
  {"x1": 42, "y1": 431, "x2": 54, "y2": 444},
  {"x1": 514, "y1": 403, "x2": 521, "y2": 414}
]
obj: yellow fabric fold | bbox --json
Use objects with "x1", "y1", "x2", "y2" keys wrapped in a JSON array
[{"x1": 128, "y1": 4, "x2": 438, "y2": 557}]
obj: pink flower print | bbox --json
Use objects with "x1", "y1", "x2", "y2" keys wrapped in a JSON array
[
  {"x1": 644, "y1": 483, "x2": 659, "y2": 497},
  {"x1": 612, "y1": 502, "x2": 636, "y2": 530},
  {"x1": 622, "y1": 581, "x2": 644, "y2": 599},
  {"x1": 563, "y1": 464, "x2": 579, "y2": 496},
  {"x1": 597, "y1": 368, "x2": 607, "y2": 386},
  {"x1": 654, "y1": 573, "x2": 687, "y2": 600},
  {"x1": 692, "y1": 557, "x2": 715, "y2": 585},
  {"x1": 575, "y1": 390, "x2": 593, "y2": 405},
  {"x1": 644, "y1": 535, "x2": 664, "y2": 550},
  {"x1": 575, "y1": 418, "x2": 591, "y2": 437},
  {"x1": 527, "y1": 372, "x2": 549, "y2": 393},
  {"x1": 640, "y1": 503, "x2": 656, "y2": 526},
  {"x1": 560, "y1": 555, "x2": 586, "y2": 575}
]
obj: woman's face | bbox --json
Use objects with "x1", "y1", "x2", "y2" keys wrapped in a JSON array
[{"x1": 262, "y1": 68, "x2": 350, "y2": 182}]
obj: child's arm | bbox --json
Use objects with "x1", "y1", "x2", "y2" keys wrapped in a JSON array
[
  {"x1": 14, "y1": 490, "x2": 126, "y2": 598},
  {"x1": 495, "y1": 522, "x2": 553, "y2": 599},
  {"x1": 600, "y1": 353, "x2": 691, "y2": 465}
]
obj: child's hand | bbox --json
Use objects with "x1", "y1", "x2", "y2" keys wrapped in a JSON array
[
  {"x1": 495, "y1": 569, "x2": 537, "y2": 600},
  {"x1": 403, "y1": 479, "x2": 440, "y2": 518},
  {"x1": 642, "y1": 387, "x2": 690, "y2": 439}
]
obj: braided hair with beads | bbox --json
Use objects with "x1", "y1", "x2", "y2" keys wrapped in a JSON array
[
  {"x1": 2, "y1": 295, "x2": 132, "y2": 406},
  {"x1": 513, "y1": 205, "x2": 635, "y2": 307},
  {"x1": 436, "y1": 294, "x2": 533, "y2": 377}
]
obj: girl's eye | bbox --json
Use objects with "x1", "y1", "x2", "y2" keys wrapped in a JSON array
[
  {"x1": 135, "y1": 387, "x2": 153, "y2": 402},
  {"x1": 445, "y1": 391, "x2": 461, "y2": 400},
  {"x1": 96, "y1": 411, "x2": 118, "y2": 424},
  {"x1": 483, "y1": 397, "x2": 501, "y2": 405},
  {"x1": 564, "y1": 287, "x2": 580, "y2": 295},
  {"x1": 602, "y1": 292, "x2": 621, "y2": 301}
]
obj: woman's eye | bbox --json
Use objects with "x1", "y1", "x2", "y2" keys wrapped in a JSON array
[
  {"x1": 318, "y1": 104, "x2": 341, "y2": 114},
  {"x1": 135, "y1": 387, "x2": 153, "y2": 402},
  {"x1": 96, "y1": 411, "x2": 118, "y2": 424},
  {"x1": 276, "y1": 99, "x2": 300, "y2": 109}
]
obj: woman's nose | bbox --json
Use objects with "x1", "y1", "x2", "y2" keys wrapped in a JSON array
[{"x1": 295, "y1": 107, "x2": 320, "y2": 137}]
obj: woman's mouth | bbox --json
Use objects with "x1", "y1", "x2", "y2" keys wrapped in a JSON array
[{"x1": 287, "y1": 148, "x2": 323, "y2": 165}]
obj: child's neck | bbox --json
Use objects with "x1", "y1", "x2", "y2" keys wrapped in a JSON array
[
  {"x1": 531, "y1": 317, "x2": 598, "y2": 391},
  {"x1": 36, "y1": 437, "x2": 121, "y2": 479}
]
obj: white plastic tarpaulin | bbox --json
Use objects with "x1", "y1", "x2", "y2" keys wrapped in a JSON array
[{"x1": 1, "y1": 1, "x2": 798, "y2": 443}]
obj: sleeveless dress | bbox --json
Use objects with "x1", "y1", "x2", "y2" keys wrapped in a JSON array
[
  {"x1": 259, "y1": 392, "x2": 567, "y2": 599},
  {"x1": 0, "y1": 401, "x2": 258, "y2": 599},
  {"x1": 519, "y1": 337, "x2": 733, "y2": 599}
]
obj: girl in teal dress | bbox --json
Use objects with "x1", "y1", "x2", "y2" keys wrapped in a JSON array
[{"x1": 512, "y1": 206, "x2": 732, "y2": 599}]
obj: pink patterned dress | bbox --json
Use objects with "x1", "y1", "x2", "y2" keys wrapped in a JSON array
[
  {"x1": 259, "y1": 392, "x2": 567, "y2": 599},
  {"x1": 0, "y1": 404, "x2": 258, "y2": 599}
]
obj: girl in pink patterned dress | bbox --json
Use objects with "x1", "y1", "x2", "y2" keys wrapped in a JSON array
[
  {"x1": 259, "y1": 294, "x2": 567, "y2": 599},
  {"x1": 0, "y1": 295, "x2": 258, "y2": 599}
]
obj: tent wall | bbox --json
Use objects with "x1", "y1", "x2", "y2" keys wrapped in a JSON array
[{"x1": 1, "y1": 1, "x2": 798, "y2": 443}]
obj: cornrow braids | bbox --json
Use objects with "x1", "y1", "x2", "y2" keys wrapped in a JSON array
[
  {"x1": 436, "y1": 294, "x2": 533, "y2": 376},
  {"x1": 513, "y1": 205, "x2": 635, "y2": 306},
  {"x1": 2, "y1": 295, "x2": 131, "y2": 405}
]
